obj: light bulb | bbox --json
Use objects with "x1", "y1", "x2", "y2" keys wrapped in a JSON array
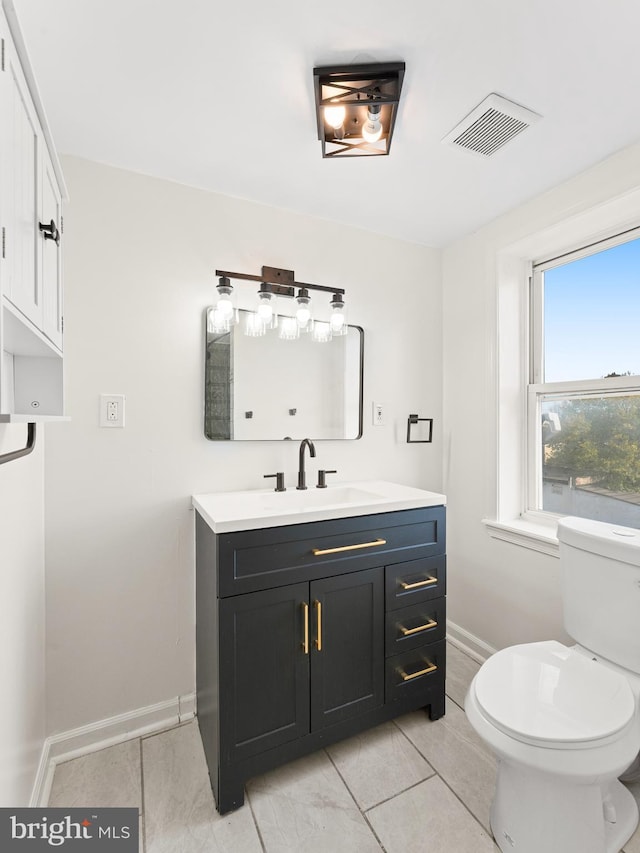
[
  {"x1": 217, "y1": 293, "x2": 234, "y2": 317},
  {"x1": 324, "y1": 105, "x2": 346, "y2": 129},
  {"x1": 362, "y1": 105, "x2": 383, "y2": 144}
]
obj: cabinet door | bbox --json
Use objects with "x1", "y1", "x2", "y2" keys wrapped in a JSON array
[
  {"x1": 0, "y1": 21, "x2": 41, "y2": 327},
  {"x1": 219, "y1": 583, "x2": 310, "y2": 763},
  {"x1": 310, "y1": 567, "x2": 384, "y2": 731},
  {"x1": 40, "y1": 147, "x2": 63, "y2": 349}
]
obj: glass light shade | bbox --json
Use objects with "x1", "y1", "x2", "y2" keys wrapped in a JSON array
[
  {"x1": 256, "y1": 290, "x2": 277, "y2": 328},
  {"x1": 244, "y1": 311, "x2": 266, "y2": 337},
  {"x1": 279, "y1": 316, "x2": 300, "y2": 340},
  {"x1": 324, "y1": 105, "x2": 346, "y2": 129},
  {"x1": 215, "y1": 279, "x2": 237, "y2": 325},
  {"x1": 311, "y1": 321, "x2": 332, "y2": 343},
  {"x1": 208, "y1": 306, "x2": 231, "y2": 334},
  {"x1": 329, "y1": 296, "x2": 347, "y2": 336},
  {"x1": 295, "y1": 290, "x2": 313, "y2": 330}
]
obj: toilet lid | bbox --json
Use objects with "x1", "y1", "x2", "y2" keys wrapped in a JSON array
[{"x1": 474, "y1": 641, "x2": 635, "y2": 746}]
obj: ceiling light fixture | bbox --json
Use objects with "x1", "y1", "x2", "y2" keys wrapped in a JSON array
[
  {"x1": 213, "y1": 266, "x2": 347, "y2": 342},
  {"x1": 313, "y1": 61, "x2": 405, "y2": 158}
]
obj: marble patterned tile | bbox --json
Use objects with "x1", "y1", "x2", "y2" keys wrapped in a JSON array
[
  {"x1": 396, "y1": 698, "x2": 497, "y2": 833},
  {"x1": 247, "y1": 748, "x2": 382, "y2": 853},
  {"x1": 367, "y1": 774, "x2": 497, "y2": 853},
  {"x1": 446, "y1": 642, "x2": 483, "y2": 708},
  {"x1": 327, "y1": 720, "x2": 435, "y2": 810},
  {"x1": 142, "y1": 721, "x2": 261, "y2": 853},
  {"x1": 48, "y1": 739, "x2": 142, "y2": 811}
]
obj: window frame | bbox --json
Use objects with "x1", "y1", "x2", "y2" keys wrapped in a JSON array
[{"x1": 526, "y1": 226, "x2": 640, "y2": 519}]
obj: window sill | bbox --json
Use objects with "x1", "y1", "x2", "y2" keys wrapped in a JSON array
[{"x1": 482, "y1": 516, "x2": 559, "y2": 557}]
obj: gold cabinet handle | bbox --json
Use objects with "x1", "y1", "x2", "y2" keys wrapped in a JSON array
[
  {"x1": 314, "y1": 599, "x2": 322, "y2": 650},
  {"x1": 302, "y1": 602, "x2": 309, "y2": 654},
  {"x1": 399, "y1": 575, "x2": 437, "y2": 590},
  {"x1": 398, "y1": 663, "x2": 437, "y2": 681},
  {"x1": 312, "y1": 538, "x2": 386, "y2": 556},
  {"x1": 398, "y1": 619, "x2": 437, "y2": 636}
]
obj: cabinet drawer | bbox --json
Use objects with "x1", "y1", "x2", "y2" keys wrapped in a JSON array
[
  {"x1": 385, "y1": 598, "x2": 445, "y2": 656},
  {"x1": 385, "y1": 556, "x2": 446, "y2": 611},
  {"x1": 217, "y1": 506, "x2": 445, "y2": 596},
  {"x1": 385, "y1": 639, "x2": 446, "y2": 703}
]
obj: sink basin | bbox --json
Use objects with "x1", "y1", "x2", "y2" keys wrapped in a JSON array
[
  {"x1": 260, "y1": 486, "x2": 380, "y2": 511},
  {"x1": 193, "y1": 480, "x2": 446, "y2": 533}
]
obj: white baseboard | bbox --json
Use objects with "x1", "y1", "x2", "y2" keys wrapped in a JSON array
[
  {"x1": 31, "y1": 692, "x2": 196, "y2": 807},
  {"x1": 447, "y1": 619, "x2": 497, "y2": 664}
]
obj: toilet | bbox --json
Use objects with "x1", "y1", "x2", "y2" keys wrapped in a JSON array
[{"x1": 465, "y1": 516, "x2": 640, "y2": 853}]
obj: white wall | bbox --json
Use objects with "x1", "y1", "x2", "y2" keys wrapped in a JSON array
[
  {"x1": 0, "y1": 424, "x2": 45, "y2": 805},
  {"x1": 44, "y1": 156, "x2": 442, "y2": 735},
  {"x1": 442, "y1": 142, "x2": 640, "y2": 653}
]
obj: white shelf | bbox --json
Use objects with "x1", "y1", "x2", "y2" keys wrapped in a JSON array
[{"x1": 0, "y1": 413, "x2": 70, "y2": 423}]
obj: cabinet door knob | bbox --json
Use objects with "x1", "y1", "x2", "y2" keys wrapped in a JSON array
[{"x1": 39, "y1": 219, "x2": 60, "y2": 245}]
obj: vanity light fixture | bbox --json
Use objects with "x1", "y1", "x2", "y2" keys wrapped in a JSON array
[
  {"x1": 313, "y1": 61, "x2": 405, "y2": 158},
  {"x1": 213, "y1": 265, "x2": 347, "y2": 342}
]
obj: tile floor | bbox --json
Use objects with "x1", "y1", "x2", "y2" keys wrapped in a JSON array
[{"x1": 47, "y1": 642, "x2": 640, "y2": 852}]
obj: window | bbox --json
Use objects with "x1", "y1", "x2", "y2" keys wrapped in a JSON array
[{"x1": 528, "y1": 229, "x2": 640, "y2": 527}]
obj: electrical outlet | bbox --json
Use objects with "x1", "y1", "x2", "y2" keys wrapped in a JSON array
[
  {"x1": 100, "y1": 394, "x2": 125, "y2": 428},
  {"x1": 372, "y1": 402, "x2": 384, "y2": 426}
]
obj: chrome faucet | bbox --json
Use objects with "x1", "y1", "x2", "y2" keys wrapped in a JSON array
[{"x1": 297, "y1": 438, "x2": 316, "y2": 490}]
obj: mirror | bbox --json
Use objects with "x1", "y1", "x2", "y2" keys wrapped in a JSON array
[{"x1": 205, "y1": 308, "x2": 363, "y2": 440}]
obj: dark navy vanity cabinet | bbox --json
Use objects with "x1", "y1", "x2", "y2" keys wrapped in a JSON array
[{"x1": 195, "y1": 505, "x2": 446, "y2": 813}]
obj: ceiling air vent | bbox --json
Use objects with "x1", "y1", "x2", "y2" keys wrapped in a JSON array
[{"x1": 442, "y1": 93, "x2": 541, "y2": 157}]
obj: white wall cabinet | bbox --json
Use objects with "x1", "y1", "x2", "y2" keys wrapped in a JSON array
[{"x1": 0, "y1": 1, "x2": 67, "y2": 421}]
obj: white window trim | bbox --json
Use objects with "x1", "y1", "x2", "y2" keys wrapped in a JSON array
[{"x1": 483, "y1": 186, "x2": 640, "y2": 555}]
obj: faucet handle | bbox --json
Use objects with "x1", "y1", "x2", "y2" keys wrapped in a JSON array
[
  {"x1": 316, "y1": 469, "x2": 337, "y2": 489},
  {"x1": 264, "y1": 472, "x2": 286, "y2": 492}
]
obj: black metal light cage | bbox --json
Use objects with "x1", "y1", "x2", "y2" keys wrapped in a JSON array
[{"x1": 313, "y1": 61, "x2": 405, "y2": 158}]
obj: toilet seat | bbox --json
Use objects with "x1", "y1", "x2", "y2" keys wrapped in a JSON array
[{"x1": 473, "y1": 640, "x2": 635, "y2": 749}]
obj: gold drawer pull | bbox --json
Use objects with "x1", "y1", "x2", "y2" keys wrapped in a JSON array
[
  {"x1": 399, "y1": 619, "x2": 437, "y2": 636},
  {"x1": 302, "y1": 602, "x2": 309, "y2": 654},
  {"x1": 399, "y1": 663, "x2": 437, "y2": 681},
  {"x1": 312, "y1": 538, "x2": 386, "y2": 556},
  {"x1": 399, "y1": 575, "x2": 437, "y2": 590},
  {"x1": 314, "y1": 599, "x2": 322, "y2": 651}
]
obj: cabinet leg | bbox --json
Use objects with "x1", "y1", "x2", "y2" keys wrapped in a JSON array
[
  {"x1": 427, "y1": 690, "x2": 446, "y2": 721},
  {"x1": 216, "y1": 769, "x2": 246, "y2": 814}
]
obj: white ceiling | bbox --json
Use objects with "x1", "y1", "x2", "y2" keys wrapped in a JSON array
[{"x1": 12, "y1": 0, "x2": 640, "y2": 248}]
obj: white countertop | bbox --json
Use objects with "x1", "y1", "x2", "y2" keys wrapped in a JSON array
[{"x1": 192, "y1": 480, "x2": 446, "y2": 534}]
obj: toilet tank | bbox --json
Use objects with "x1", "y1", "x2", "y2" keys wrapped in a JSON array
[{"x1": 558, "y1": 516, "x2": 640, "y2": 674}]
